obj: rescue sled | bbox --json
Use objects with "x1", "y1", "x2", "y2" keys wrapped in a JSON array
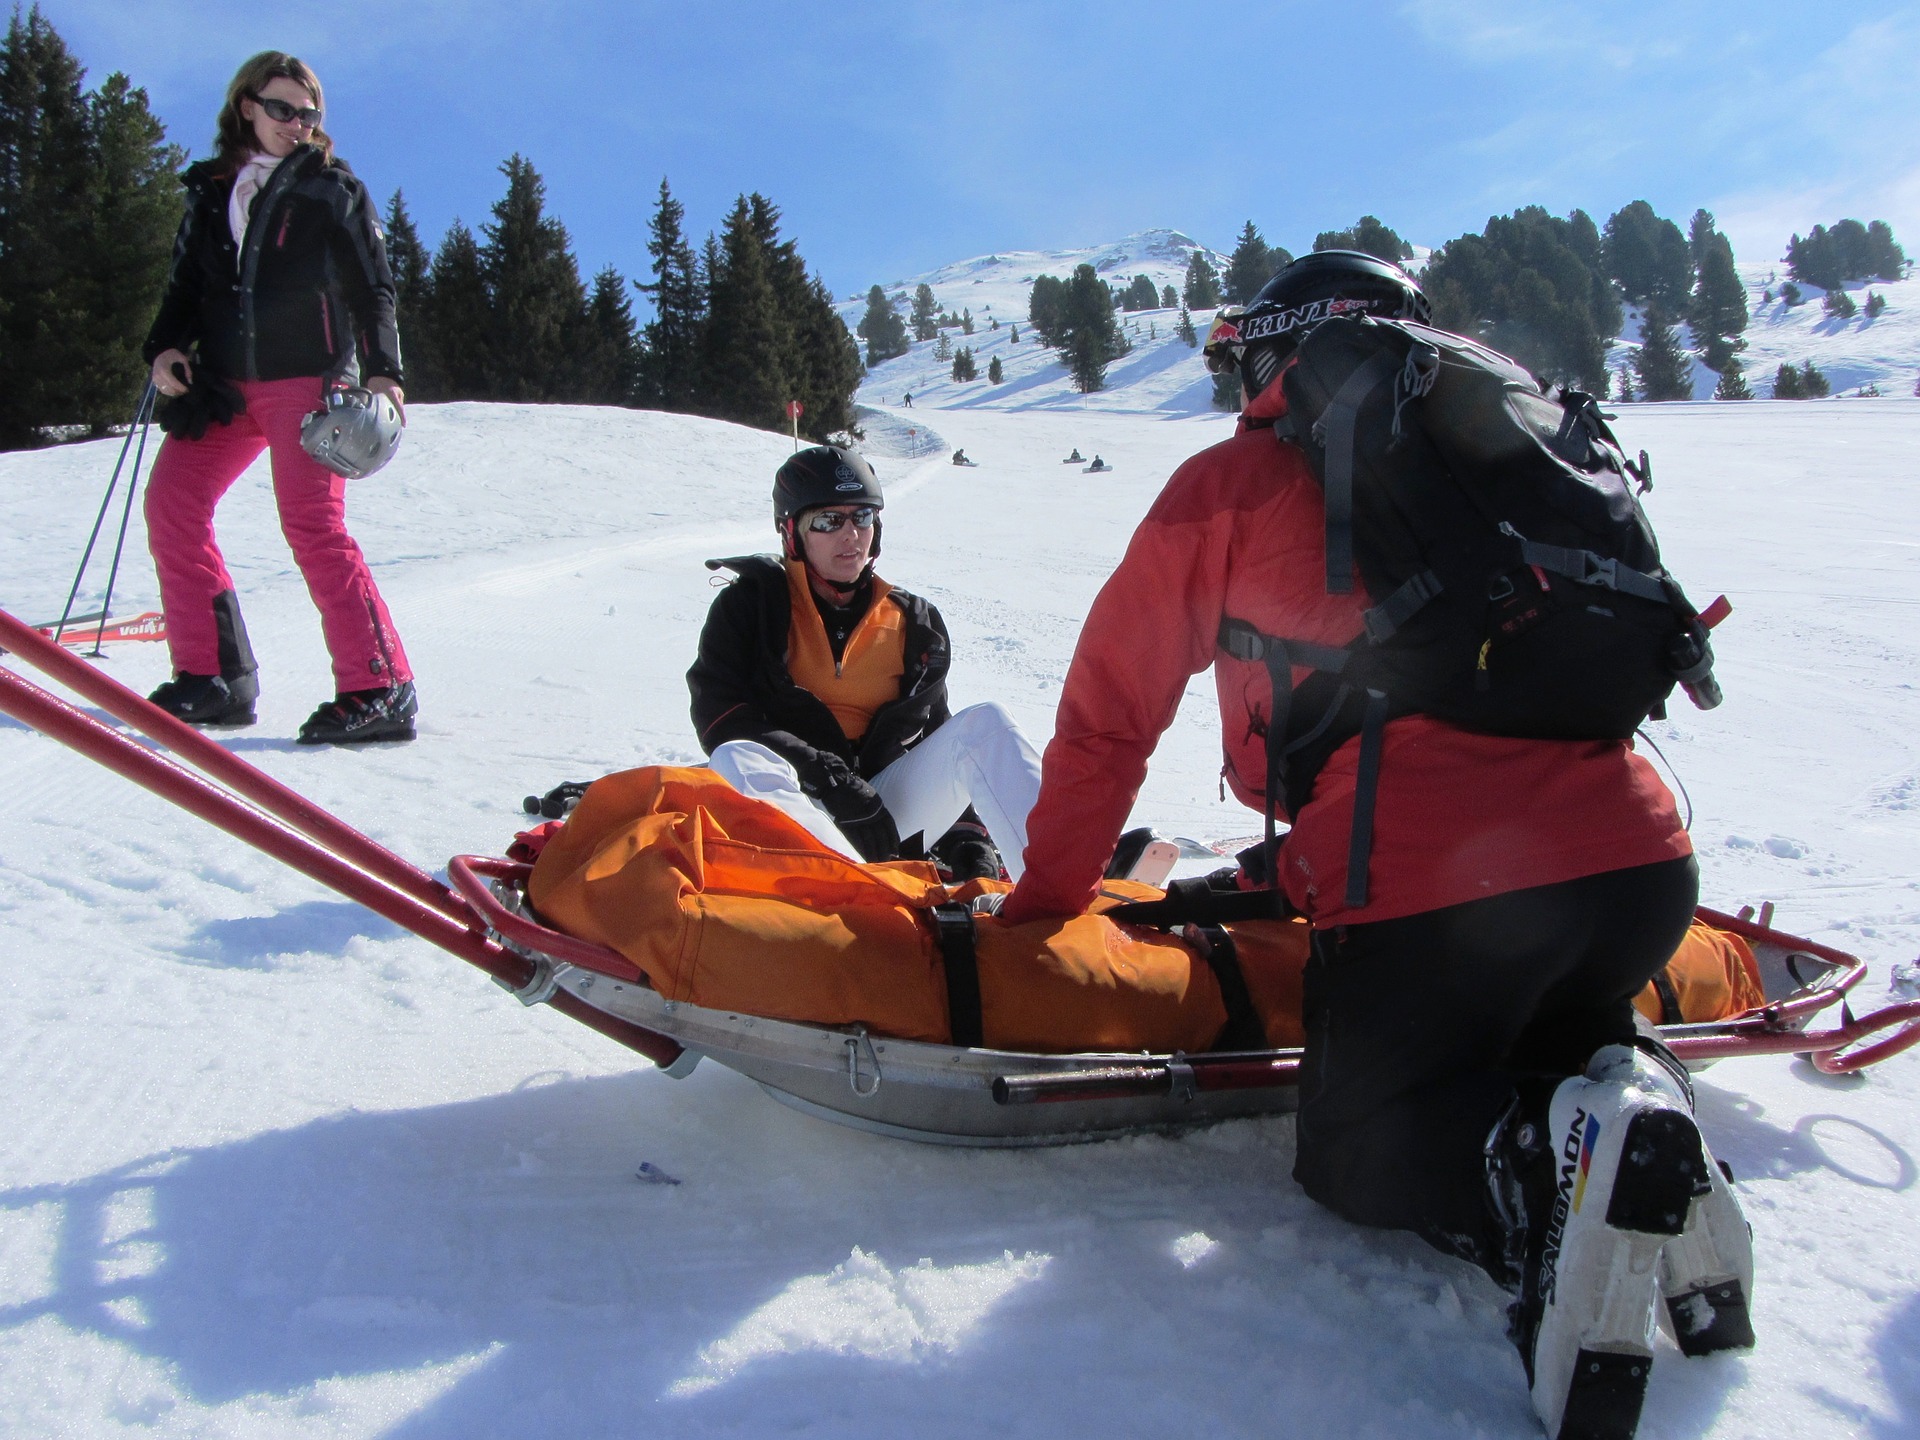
[{"x1": 3, "y1": 603, "x2": 1917, "y2": 1149}]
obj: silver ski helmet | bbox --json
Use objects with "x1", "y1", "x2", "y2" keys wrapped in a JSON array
[
  {"x1": 1208, "y1": 250, "x2": 1431, "y2": 400},
  {"x1": 300, "y1": 386, "x2": 403, "y2": 479},
  {"x1": 773, "y1": 445, "x2": 883, "y2": 563}
]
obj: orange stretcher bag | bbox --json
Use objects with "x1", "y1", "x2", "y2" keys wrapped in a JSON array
[
  {"x1": 528, "y1": 767, "x2": 1764, "y2": 1053},
  {"x1": 528, "y1": 766, "x2": 1307, "y2": 1053}
]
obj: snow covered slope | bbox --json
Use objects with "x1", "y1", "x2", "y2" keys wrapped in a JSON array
[
  {"x1": 2, "y1": 399, "x2": 1918, "y2": 1438},
  {"x1": 854, "y1": 234, "x2": 1920, "y2": 415},
  {"x1": 844, "y1": 228, "x2": 1230, "y2": 417}
]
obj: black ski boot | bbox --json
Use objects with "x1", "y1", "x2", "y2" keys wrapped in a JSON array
[
  {"x1": 930, "y1": 819, "x2": 1004, "y2": 882},
  {"x1": 148, "y1": 671, "x2": 258, "y2": 727},
  {"x1": 297, "y1": 680, "x2": 417, "y2": 745}
]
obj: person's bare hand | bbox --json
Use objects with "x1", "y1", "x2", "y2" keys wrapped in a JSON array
[
  {"x1": 368, "y1": 375, "x2": 406, "y2": 424},
  {"x1": 151, "y1": 349, "x2": 192, "y2": 396}
]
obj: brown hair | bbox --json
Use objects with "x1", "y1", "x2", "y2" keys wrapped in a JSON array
[{"x1": 212, "y1": 52, "x2": 334, "y2": 173}]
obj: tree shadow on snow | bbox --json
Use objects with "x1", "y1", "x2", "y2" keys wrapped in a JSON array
[{"x1": 0, "y1": 1062, "x2": 1724, "y2": 1440}]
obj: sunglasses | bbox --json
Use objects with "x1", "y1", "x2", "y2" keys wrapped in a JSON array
[
  {"x1": 804, "y1": 506, "x2": 878, "y2": 533},
  {"x1": 252, "y1": 94, "x2": 323, "y2": 127}
]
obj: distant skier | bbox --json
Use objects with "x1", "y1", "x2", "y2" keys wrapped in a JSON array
[
  {"x1": 141, "y1": 51, "x2": 416, "y2": 744},
  {"x1": 951, "y1": 449, "x2": 974, "y2": 466},
  {"x1": 688, "y1": 446, "x2": 1041, "y2": 881},
  {"x1": 1063, "y1": 448, "x2": 1084, "y2": 463},
  {"x1": 1000, "y1": 251, "x2": 1750, "y2": 1440},
  {"x1": 902, "y1": 392, "x2": 913, "y2": 407},
  {"x1": 1084, "y1": 456, "x2": 1110, "y2": 472}
]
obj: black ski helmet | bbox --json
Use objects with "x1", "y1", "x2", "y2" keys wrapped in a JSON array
[
  {"x1": 773, "y1": 444, "x2": 884, "y2": 569},
  {"x1": 1210, "y1": 250, "x2": 1431, "y2": 400}
]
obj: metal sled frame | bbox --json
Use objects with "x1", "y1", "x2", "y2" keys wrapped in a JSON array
[{"x1": 5, "y1": 603, "x2": 1918, "y2": 1148}]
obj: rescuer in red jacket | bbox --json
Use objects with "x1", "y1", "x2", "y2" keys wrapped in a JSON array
[{"x1": 1000, "y1": 253, "x2": 1751, "y2": 1439}]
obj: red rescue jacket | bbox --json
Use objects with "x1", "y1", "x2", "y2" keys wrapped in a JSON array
[{"x1": 1001, "y1": 396, "x2": 1691, "y2": 929}]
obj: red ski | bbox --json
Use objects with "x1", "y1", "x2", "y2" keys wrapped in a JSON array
[{"x1": 31, "y1": 610, "x2": 167, "y2": 648}]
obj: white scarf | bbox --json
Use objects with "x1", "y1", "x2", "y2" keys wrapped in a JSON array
[{"x1": 228, "y1": 152, "x2": 285, "y2": 265}]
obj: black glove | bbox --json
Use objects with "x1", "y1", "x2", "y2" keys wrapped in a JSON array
[
  {"x1": 155, "y1": 364, "x2": 245, "y2": 441},
  {"x1": 804, "y1": 765, "x2": 900, "y2": 862},
  {"x1": 522, "y1": 780, "x2": 590, "y2": 819}
]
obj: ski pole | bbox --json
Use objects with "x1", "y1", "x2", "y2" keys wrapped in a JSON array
[
  {"x1": 52, "y1": 382, "x2": 157, "y2": 649},
  {"x1": 88, "y1": 388, "x2": 159, "y2": 658}
]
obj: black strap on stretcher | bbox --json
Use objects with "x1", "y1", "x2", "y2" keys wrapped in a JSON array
[{"x1": 930, "y1": 901, "x2": 982, "y2": 1048}]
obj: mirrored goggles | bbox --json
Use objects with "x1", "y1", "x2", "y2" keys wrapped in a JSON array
[
  {"x1": 804, "y1": 505, "x2": 878, "y2": 533},
  {"x1": 252, "y1": 94, "x2": 323, "y2": 127},
  {"x1": 1202, "y1": 310, "x2": 1246, "y2": 375}
]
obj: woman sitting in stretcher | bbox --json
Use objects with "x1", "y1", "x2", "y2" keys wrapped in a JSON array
[{"x1": 688, "y1": 446, "x2": 1040, "y2": 880}]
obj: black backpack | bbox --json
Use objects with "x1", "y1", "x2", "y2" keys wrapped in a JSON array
[{"x1": 1219, "y1": 315, "x2": 1724, "y2": 906}]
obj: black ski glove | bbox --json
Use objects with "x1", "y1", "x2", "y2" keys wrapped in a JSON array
[
  {"x1": 156, "y1": 364, "x2": 246, "y2": 441},
  {"x1": 522, "y1": 780, "x2": 590, "y2": 819},
  {"x1": 803, "y1": 764, "x2": 900, "y2": 863}
]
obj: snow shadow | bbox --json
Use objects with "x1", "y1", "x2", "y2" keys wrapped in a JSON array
[
  {"x1": 176, "y1": 898, "x2": 407, "y2": 968},
  {"x1": 1694, "y1": 1083, "x2": 1916, "y2": 1190},
  {"x1": 1870, "y1": 1291, "x2": 1920, "y2": 1437},
  {"x1": 0, "y1": 1065, "x2": 1677, "y2": 1439}
]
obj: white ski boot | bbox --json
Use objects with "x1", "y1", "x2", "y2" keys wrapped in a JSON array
[
  {"x1": 1514, "y1": 1043, "x2": 1713, "y2": 1440},
  {"x1": 1106, "y1": 827, "x2": 1181, "y2": 887},
  {"x1": 1639, "y1": 1048, "x2": 1755, "y2": 1357}
]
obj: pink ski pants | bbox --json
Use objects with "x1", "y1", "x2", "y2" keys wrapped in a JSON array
[{"x1": 144, "y1": 375, "x2": 411, "y2": 690}]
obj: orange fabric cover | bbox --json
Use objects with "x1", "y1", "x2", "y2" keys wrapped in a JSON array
[
  {"x1": 1634, "y1": 922, "x2": 1767, "y2": 1025},
  {"x1": 526, "y1": 766, "x2": 1309, "y2": 1052},
  {"x1": 526, "y1": 768, "x2": 1754, "y2": 1053},
  {"x1": 783, "y1": 561, "x2": 905, "y2": 743}
]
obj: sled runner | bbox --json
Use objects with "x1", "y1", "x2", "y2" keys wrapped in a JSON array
[{"x1": 3, "y1": 602, "x2": 1917, "y2": 1148}]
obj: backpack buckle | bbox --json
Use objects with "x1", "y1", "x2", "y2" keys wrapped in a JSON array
[{"x1": 1582, "y1": 554, "x2": 1620, "y2": 589}]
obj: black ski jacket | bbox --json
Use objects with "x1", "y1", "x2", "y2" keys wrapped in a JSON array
[
  {"x1": 688, "y1": 554, "x2": 951, "y2": 789},
  {"x1": 143, "y1": 146, "x2": 402, "y2": 386}
]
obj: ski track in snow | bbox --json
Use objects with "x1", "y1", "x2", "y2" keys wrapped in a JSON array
[{"x1": 1, "y1": 386, "x2": 1918, "y2": 1437}]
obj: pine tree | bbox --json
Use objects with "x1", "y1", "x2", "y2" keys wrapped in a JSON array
[
  {"x1": 479, "y1": 155, "x2": 589, "y2": 402},
  {"x1": 1121, "y1": 274, "x2": 1158, "y2": 311},
  {"x1": 747, "y1": 192, "x2": 859, "y2": 438},
  {"x1": 1176, "y1": 301, "x2": 1197, "y2": 346},
  {"x1": 1713, "y1": 357, "x2": 1752, "y2": 400},
  {"x1": 1313, "y1": 215, "x2": 1414, "y2": 263},
  {"x1": 700, "y1": 195, "x2": 789, "y2": 428},
  {"x1": 961, "y1": 307, "x2": 973, "y2": 334},
  {"x1": 1800, "y1": 360, "x2": 1830, "y2": 398},
  {"x1": 856, "y1": 283, "x2": 908, "y2": 365},
  {"x1": 1780, "y1": 280, "x2": 1802, "y2": 307},
  {"x1": 1009, "y1": 322, "x2": 1019, "y2": 344},
  {"x1": 420, "y1": 220, "x2": 489, "y2": 399},
  {"x1": 1424, "y1": 207, "x2": 1619, "y2": 393},
  {"x1": 1688, "y1": 228, "x2": 1748, "y2": 370},
  {"x1": 1616, "y1": 364, "x2": 1636, "y2": 403},
  {"x1": 1059, "y1": 262, "x2": 1123, "y2": 392},
  {"x1": 1160, "y1": 284, "x2": 1177, "y2": 309},
  {"x1": 1823, "y1": 285, "x2": 1857, "y2": 319},
  {"x1": 1603, "y1": 201, "x2": 1693, "y2": 310},
  {"x1": 1223, "y1": 222, "x2": 1289, "y2": 304},
  {"x1": 951, "y1": 345, "x2": 976, "y2": 382},
  {"x1": 383, "y1": 191, "x2": 432, "y2": 395},
  {"x1": 1027, "y1": 274, "x2": 1067, "y2": 345},
  {"x1": 987, "y1": 354, "x2": 1003, "y2": 383},
  {"x1": 1182, "y1": 249, "x2": 1221, "y2": 308},
  {"x1": 1634, "y1": 304, "x2": 1692, "y2": 401},
  {"x1": 933, "y1": 331, "x2": 951, "y2": 362},
  {"x1": 0, "y1": 10, "x2": 177, "y2": 446},
  {"x1": 1772, "y1": 363, "x2": 1802, "y2": 399},
  {"x1": 583, "y1": 264, "x2": 643, "y2": 405},
  {"x1": 910, "y1": 282, "x2": 938, "y2": 341},
  {"x1": 638, "y1": 178, "x2": 704, "y2": 411},
  {"x1": 1865, "y1": 291, "x2": 1887, "y2": 319}
]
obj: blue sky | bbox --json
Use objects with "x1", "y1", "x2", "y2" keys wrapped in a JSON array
[{"x1": 38, "y1": 1, "x2": 1920, "y2": 303}]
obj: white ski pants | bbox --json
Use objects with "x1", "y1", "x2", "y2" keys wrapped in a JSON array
[{"x1": 710, "y1": 702, "x2": 1042, "y2": 878}]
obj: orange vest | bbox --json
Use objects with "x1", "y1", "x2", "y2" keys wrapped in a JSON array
[{"x1": 785, "y1": 561, "x2": 907, "y2": 743}]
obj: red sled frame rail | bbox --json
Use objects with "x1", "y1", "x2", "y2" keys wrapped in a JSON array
[{"x1": 3, "y1": 602, "x2": 1917, "y2": 1113}]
